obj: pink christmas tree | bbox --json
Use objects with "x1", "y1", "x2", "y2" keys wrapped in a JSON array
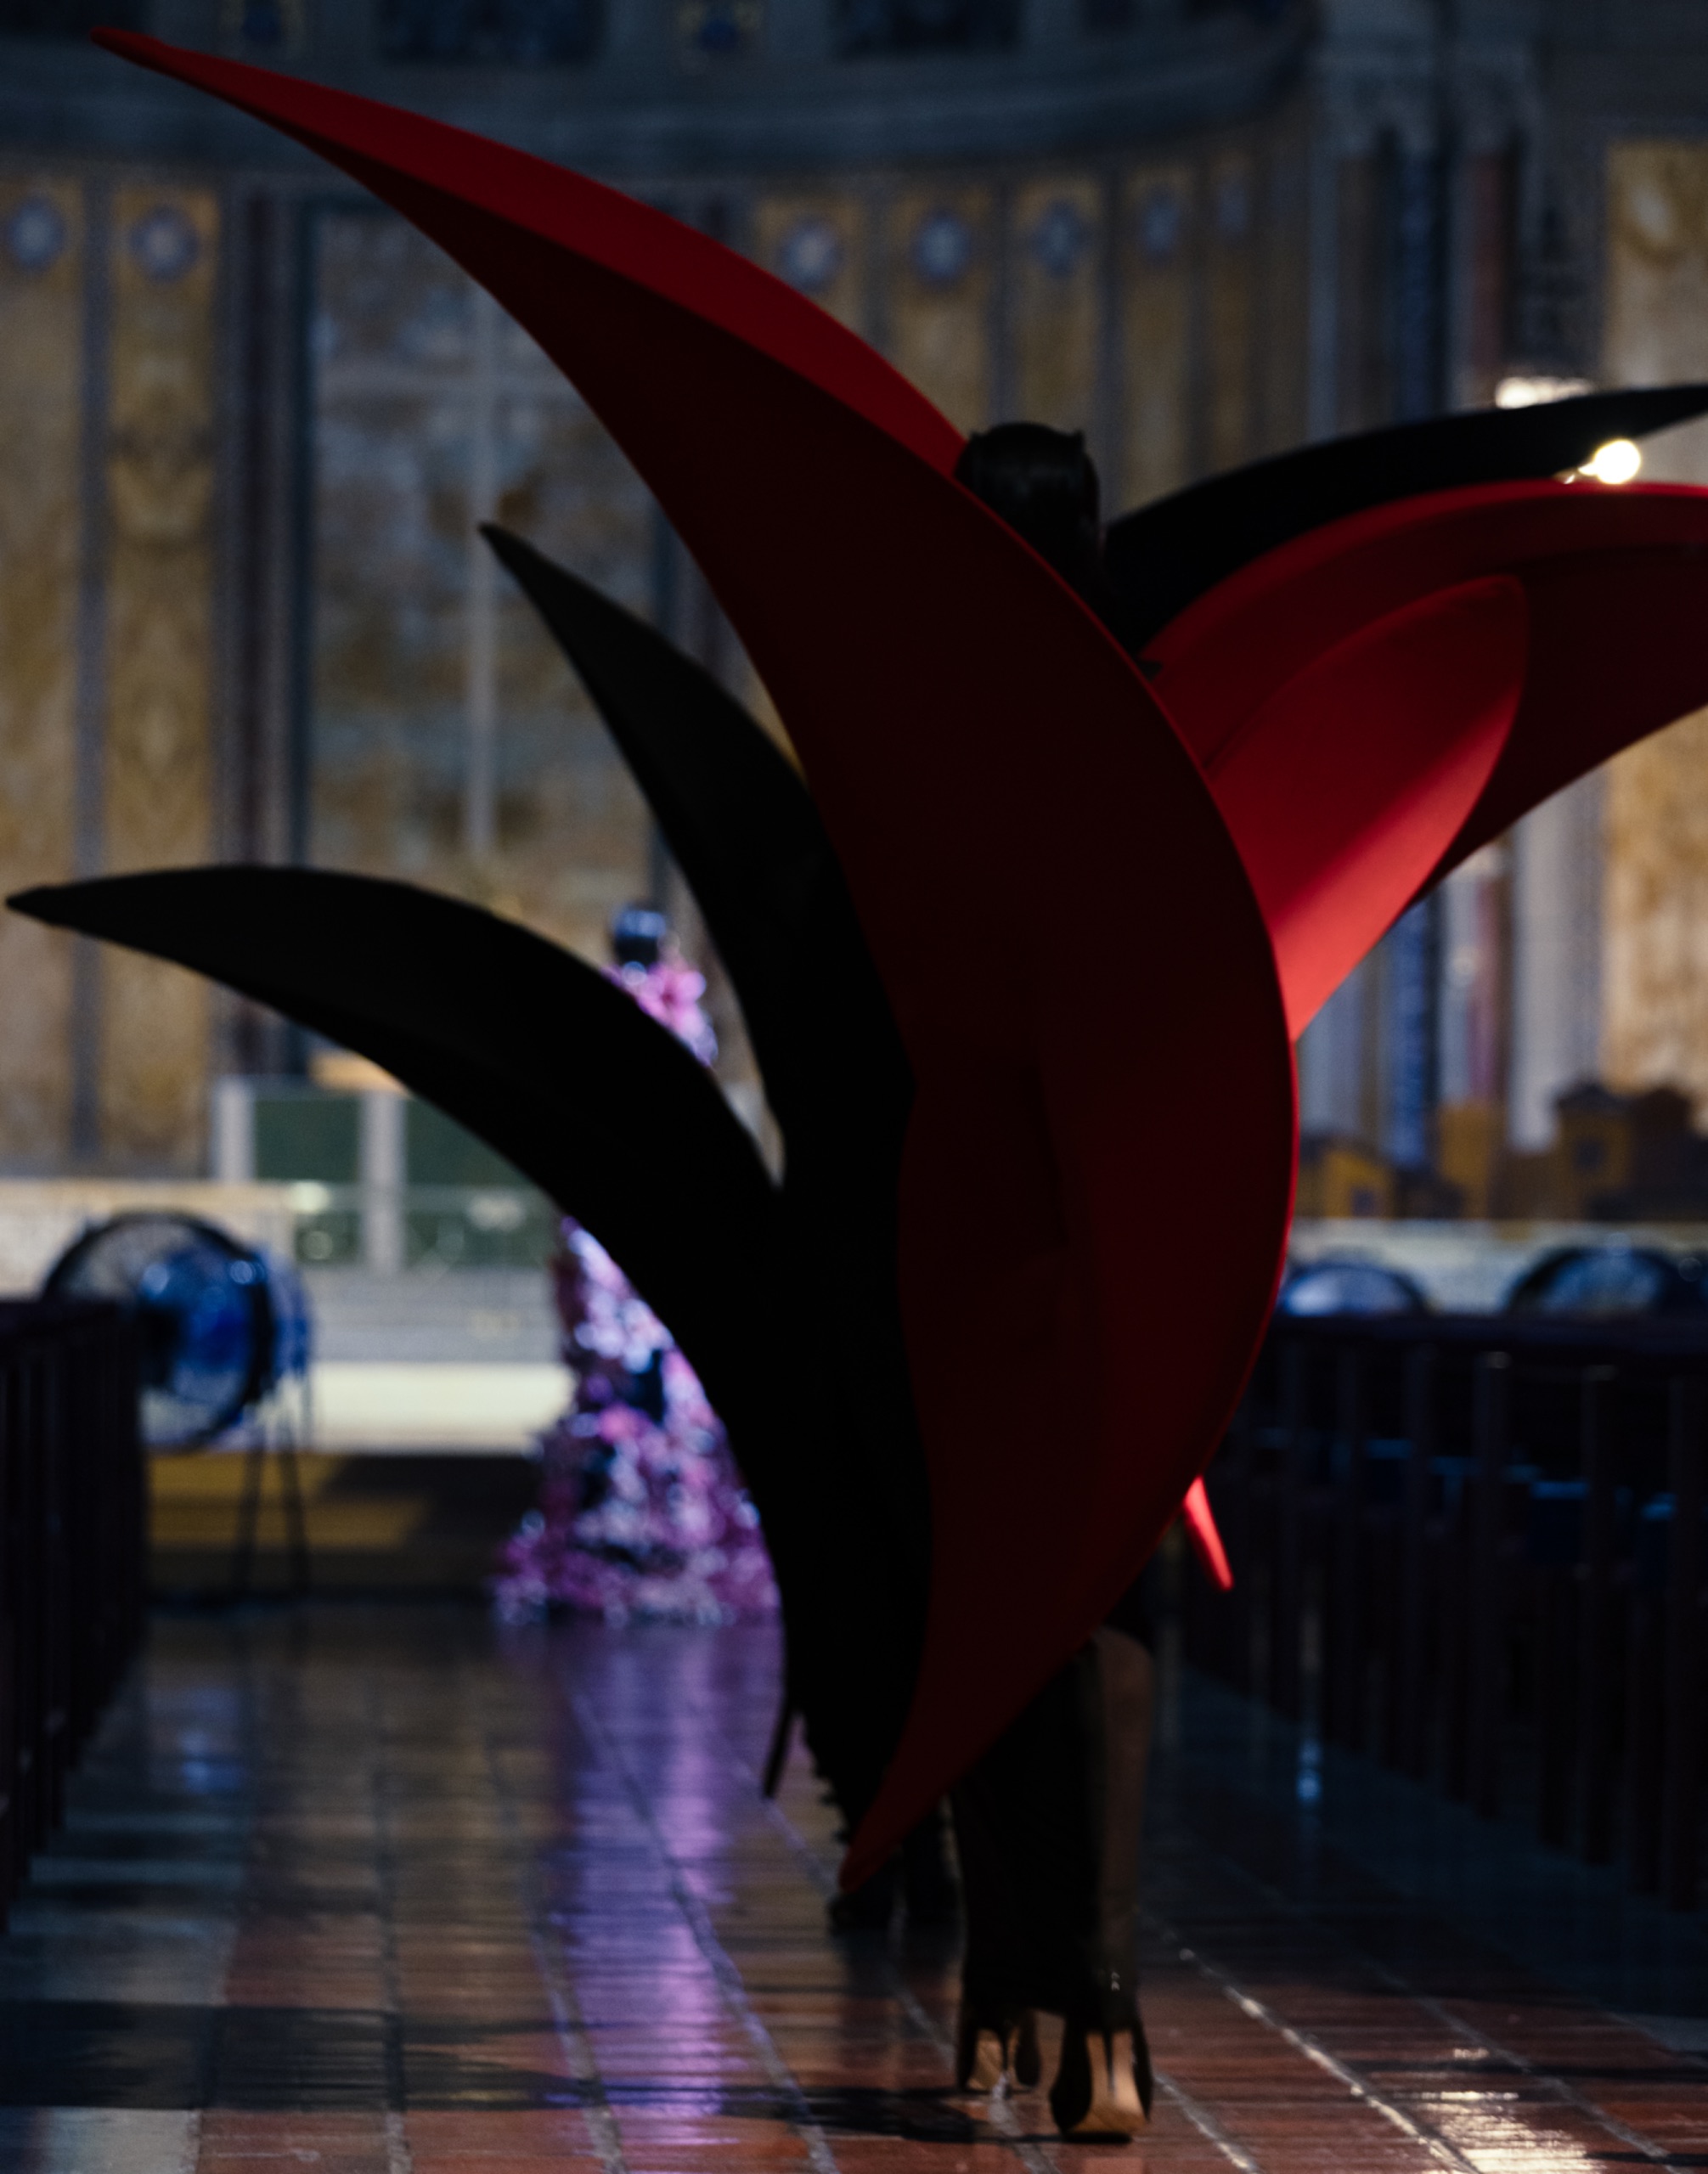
[{"x1": 493, "y1": 936, "x2": 778, "y2": 1625}]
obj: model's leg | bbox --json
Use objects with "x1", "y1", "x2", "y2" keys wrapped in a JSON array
[
  {"x1": 950, "y1": 1625, "x2": 1156, "y2": 2136},
  {"x1": 901, "y1": 1798, "x2": 961, "y2": 1926},
  {"x1": 948, "y1": 1775, "x2": 1041, "y2": 2087},
  {"x1": 1048, "y1": 1624, "x2": 1155, "y2": 2139},
  {"x1": 949, "y1": 1648, "x2": 1099, "y2": 2093}
]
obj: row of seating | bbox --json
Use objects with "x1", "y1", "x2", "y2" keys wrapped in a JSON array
[
  {"x1": 1184, "y1": 1312, "x2": 1706, "y2": 1910},
  {"x1": 0, "y1": 1299, "x2": 145, "y2": 1918}
]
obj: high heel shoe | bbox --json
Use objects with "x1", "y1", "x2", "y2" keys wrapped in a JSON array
[
  {"x1": 955, "y1": 2002, "x2": 1041, "y2": 2092},
  {"x1": 1048, "y1": 2013, "x2": 1153, "y2": 2139}
]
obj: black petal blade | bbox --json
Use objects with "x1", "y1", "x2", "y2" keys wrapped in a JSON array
[
  {"x1": 482, "y1": 526, "x2": 911, "y2": 1157},
  {"x1": 9, "y1": 867, "x2": 777, "y2": 1446},
  {"x1": 1106, "y1": 384, "x2": 1708, "y2": 649}
]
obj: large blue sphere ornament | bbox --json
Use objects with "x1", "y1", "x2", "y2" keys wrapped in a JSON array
[{"x1": 43, "y1": 1213, "x2": 308, "y2": 1448}]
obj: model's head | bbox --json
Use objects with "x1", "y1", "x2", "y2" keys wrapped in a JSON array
[
  {"x1": 954, "y1": 423, "x2": 1103, "y2": 600},
  {"x1": 611, "y1": 903, "x2": 668, "y2": 969}
]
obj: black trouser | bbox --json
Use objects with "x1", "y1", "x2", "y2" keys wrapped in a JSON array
[{"x1": 951, "y1": 1622, "x2": 1154, "y2": 2032}]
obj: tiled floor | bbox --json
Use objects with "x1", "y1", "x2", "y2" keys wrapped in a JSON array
[{"x1": 0, "y1": 1606, "x2": 1703, "y2": 2172}]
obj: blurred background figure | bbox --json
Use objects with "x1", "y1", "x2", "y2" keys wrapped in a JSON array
[{"x1": 494, "y1": 905, "x2": 777, "y2": 1625}]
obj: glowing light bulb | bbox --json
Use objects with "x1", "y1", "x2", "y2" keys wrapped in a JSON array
[{"x1": 1585, "y1": 437, "x2": 1642, "y2": 485}]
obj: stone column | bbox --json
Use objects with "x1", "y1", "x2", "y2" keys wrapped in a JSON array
[
  {"x1": 1297, "y1": 960, "x2": 1368, "y2": 1140},
  {"x1": 1380, "y1": 898, "x2": 1437, "y2": 1169},
  {"x1": 211, "y1": 1076, "x2": 256, "y2": 1186},
  {"x1": 1508, "y1": 775, "x2": 1604, "y2": 1151},
  {"x1": 360, "y1": 1084, "x2": 407, "y2": 1277}
]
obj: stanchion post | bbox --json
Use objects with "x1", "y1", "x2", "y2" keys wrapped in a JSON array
[
  {"x1": 1468, "y1": 1349, "x2": 1509, "y2": 1818},
  {"x1": 1328, "y1": 1341, "x2": 1367, "y2": 1749},
  {"x1": 1662, "y1": 1372, "x2": 1704, "y2": 1910},
  {"x1": 1579, "y1": 1365, "x2": 1619, "y2": 1865},
  {"x1": 1394, "y1": 1343, "x2": 1435, "y2": 1777},
  {"x1": 1272, "y1": 1338, "x2": 1306, "y2": 1721}
]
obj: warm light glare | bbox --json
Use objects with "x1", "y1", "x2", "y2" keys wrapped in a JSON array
[
  {"x1": 1495, "y1": 374, "x2": 1592, "y2": 408},
  {"x1": 1586, "y1": 437, "x2": 1643, "y2": 484}
]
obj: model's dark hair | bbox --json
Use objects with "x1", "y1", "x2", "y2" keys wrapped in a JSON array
[
  {"x1": 955, "y1": 423, "x2": 1100, "y2": 586},
  {"x1": 954, "y1": 422, "x2": 1126, "y2": 637}
]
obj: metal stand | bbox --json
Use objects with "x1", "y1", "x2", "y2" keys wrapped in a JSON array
[{"x1": 229, "y1": 1383, "x2": 312, "y2": 1600}]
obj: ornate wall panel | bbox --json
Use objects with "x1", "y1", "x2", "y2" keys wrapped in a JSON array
[
  {"x1": 755, "y1": 194, "x2": 868, "y2": 333},
  {"x1": 1603, "y1": 144, "x2": 1708, "y2": 1111},
  {"x1": 100, "y1": 182, "x2": 218, "y2": 1171},
  {"x1": 1119, "y1": 165, "x2": 1192, "y2": 509},
  {"x1": 1336, "y1": 152, "x2": 1390, "y2": 434},
  {"x1": 1606, "y1": 143, "x2": 1708, "y2": 483},
  {"x1": 1603, "y1": 713, "x2": 1708, "y2": 1111},
  {"x1": 0, "y1": 178, "x2": 81, "y2": 1168},
  {"x1": 311, "y1": 208, "x2": 654, "y2": 969},
  {"x1": 1011, "y1": 176, "x2": 1101, "y2": 438},
  {"x1": 888, "y1": 185, "x2": 993, "y2": 432},
  {"x1": 1203, "y1": 149, "x2": 1254, "y2": 474},
  {"x1": 1462, "y1": 149, "x2": 1515, "y2": 410},
  {"x1": 1254, "y1": 136, "x2": 1307, "y2": 457}
]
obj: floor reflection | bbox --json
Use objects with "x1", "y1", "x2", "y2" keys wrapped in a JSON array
[{"x1": 0, "y1": 1605, "x2": 1694, "y2": 2172}]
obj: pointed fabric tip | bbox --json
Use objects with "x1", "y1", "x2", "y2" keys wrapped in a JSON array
[
  {"x1": 1182, "y1": 1478, "x2": 1233, "y2": 1592},
  {"x1": 1103, "y1": 382, "x2": 1708, "y2": 648}
]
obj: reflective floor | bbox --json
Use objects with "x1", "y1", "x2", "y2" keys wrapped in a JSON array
[{"x1": 0, "y1": 1605, "x2": 1702, "y2": 2171}]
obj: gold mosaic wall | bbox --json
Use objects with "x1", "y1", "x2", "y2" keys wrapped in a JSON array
[
  {"x1": 310, "y1": 211, "x2": 656, "y2": 972},
  {"x1": 1606, "y1": 142, "x2": 1708, "y2": 481},
  {"x1": 1203, "y1": 153, "x2": 1255, "y2": 474},
  {"x1": 1253, "y1": 138, "x2": 1308, "y2": 457},
  {"x1": 1011, "y1": 176, "x2": 1102, "y2": 436},
  {"x1": 888, "y1": 185, "x2": 995, "y2": 433},
  {"x1": 1604, "y1": 707, "x2": 1708, "y2": 1110},
  {"x1": 1602, "y1": 143, "x2": 1708, "y2": 1110},
  {"x1": 0, "y1": 179, "x2": 82, "y2": 1168},
  {"x1": 753, "y1": 194, "x2": 867, "y2": 333},
  {"x1": 752, "y1": 125, "x2": 1303, "y2": 506},
  {"x1": 100, "y1": 183, "x2": 219, "y2": 1171},
  {"x1": 0, "y1": 172, "x2": 221, "y2": 1175},
  {"x1": 0, "y1": 130, "x2": 1311, "y2": 1178},
  {"x1": 1120, "y1": 165, "x2": 1194, "y2": 507}
]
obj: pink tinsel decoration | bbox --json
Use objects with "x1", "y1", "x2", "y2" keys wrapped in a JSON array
[
  {"x1": 493, "y1": 949, "x2": 777, "y2": 1625},
  {"x1": 606, "y1": 955, "x2": 719, "y2": 1065}
]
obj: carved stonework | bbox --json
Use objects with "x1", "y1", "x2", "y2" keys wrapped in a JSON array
[
  {"x1": 100, "y1": 183, "x2": 219, "y2": 1173},
  {"x1": 1601, "y1": 144, "x2": 1708, "y2": 1117},
  {"x1": 0, "y1": 177, "x2": 80, "y2": 1169}
]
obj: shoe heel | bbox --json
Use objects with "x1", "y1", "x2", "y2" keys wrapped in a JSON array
[
  {"x1": 961, "y1": 2025, "x2": 1008, "y2": 2092},
  {"x1": 1051, "y1": 2026, "x2": 1148, "y2": 2140}
]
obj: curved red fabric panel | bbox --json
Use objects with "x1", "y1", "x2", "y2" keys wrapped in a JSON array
[
  {"x1": 1150, "y1": 481, "x2": 1708, "y2": 898},
  {"x1": 95, "y1": 37, "x2": 1298, "y2": 1881},
  {"x1": 1211, "y1": 577, "x2": 1527, "y2": 1037}
]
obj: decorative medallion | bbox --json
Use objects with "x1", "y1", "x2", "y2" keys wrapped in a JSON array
[
  {"x1": 1215, "y1": 170, "x2": 1252, "y2": 242},
  {"x1": 911, "y1": 208, "x2": 973, "y2": 288},
  {"x1": 5, "y1": 194, "x2": 67, "y2": 275},
  {"x1": 1137, "y1": 184, "x2": 1182, "y2": 265},
  {"x1": 675, "y1": 0, "x2": 762, "y2": 67},
  {"x1": 222, "y1": 0, "x2": 296, "y2": 48},
  {"x1": 129, "y1": 204, "x2": 201, "y2": 284},
  {"x1": 1029, "y1": 198, "x2": 1091, "y2": 279},
  {"x1": 378, "y1": 0, "x2": 601, "y2": 62},
  {"x1": 778, "y1": 216, "x2": 845, "y2": 296}
]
